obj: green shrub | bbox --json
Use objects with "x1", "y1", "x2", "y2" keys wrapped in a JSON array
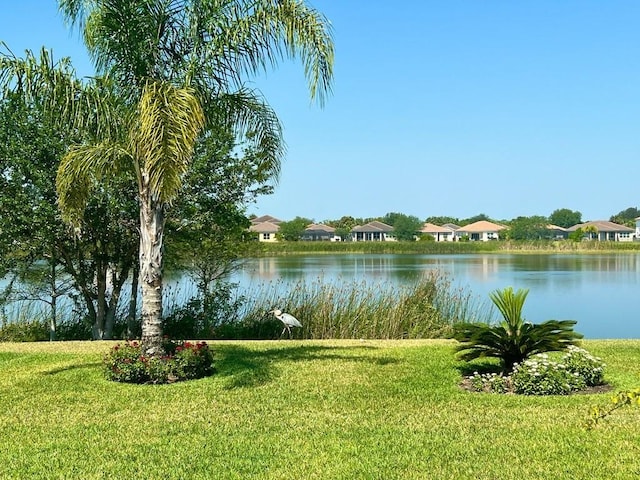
[
  {"x1": 453, "y1": 287, "x2": 583, "y2": 372},
  {"x1": 466, "y1": 347, "x2": 606, "y2": 396},
  {"x1": 103, "y1": 339, "x2": 214, "y2": 384},
  {"x1": 511, "y1": 354, "x2": 585, "y2": 395},
  {"x1": 0, "y1": 320, "x2": 48, "y2": 342},
  {"x1": 163, "y1": 282, "x2": 245, "y2": 339},
  {"x1": 469, "y1": 372, "x2": 510, "y2": 394},
  {"x1": 562, "y1": 345, "x2": 605, "y2": 386}
]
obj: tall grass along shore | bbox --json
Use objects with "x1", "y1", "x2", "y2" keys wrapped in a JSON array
[{"x1": 255, "y1": 240, "x2": 640, "y2": 256}]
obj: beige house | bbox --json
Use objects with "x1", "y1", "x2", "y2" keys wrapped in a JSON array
[
  {"x1": 249, "y1": 221, "x2": 280, "y2": 242},
  {"x1": 454, "y1": 220, "x2": 506, "y2": 241},
  {"x1": 420, "y1": 223, "x2": 456, "y2": 242},
  {"x1": 302, "y1": 223, "x2": 340, "y2": 241},
  {"x1": 351, "y1": 221, "x2": 396, "y2": 242},
  {"x1": 547, "y1": 224, "x2": 569, "y2": 240},
  {"x1": 251, "y1": 215, "x2": 282, "y2": 225},
  {"x1": 568, "y1": 221, "x2": 635, "y2": 242}
]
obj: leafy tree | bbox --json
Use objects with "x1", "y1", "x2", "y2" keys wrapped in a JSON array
[
  {"x1": 609, "y1": 207, "x2": 640, "y2": 227},
  {"x1": 381, "y1": 212, "x2": 422, "y2": 241},
  {"x1": 549, "y1": 208, "x2": 582, "y2": 228},
  {"x1": 167, "y1": 127, "x2": 275, "y2": 296},
  {"x1": 0, "y1": 54, "x2": 139, "y2": 340},
  {"x1": 56, "y1": 0, "x2": 334, "y2": 355},
  {"x1": 505, "y1": 216, "x2": 549, "y2": 241},
  {"x1": 452, "y1": 287, "x2": 583, "y2": 373},
  {"x1": 460, "y1": 213, "x2": 490, "y2": 226},
  {"x1": 568, "y1": 227, "x2": 584, "y2": 242},
  {"x1": 278, "y1": 217, "x2": 313, "y2": 241},
  {"x1": 424, "y1": 216, "x2": 459, "y2": 226}
]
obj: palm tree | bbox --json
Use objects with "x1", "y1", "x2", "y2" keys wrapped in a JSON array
[
  {"x1": 452, "y1": 287, "x2": 583, "y2": 373},
  {"x1": 56, "y1": 0, "x2": 334, "y2": 354}
]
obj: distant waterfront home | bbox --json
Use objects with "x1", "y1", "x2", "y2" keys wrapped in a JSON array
[
  {"x1": 567, "y1": 220, "x2": 635, "y2": 242},
  {"x1": 249, "y1": 221, "x2": 280, "y2": 242},
  {"x1": 547, "y1": 224, "x2": 569, "y2": 240},
  {"x1": 351, "y1": 221, "x2": 396, "y2": 242},
  {"x1": 420, "y1": 223, "x2": 455, "y2": 242},
  {"x1": 454, "y1": 220, "x2": 507, "y2": 241},
  {"x1": 251, "y1": 215, "x2": 282, "y2": 225},
  {"x1": 302, "y1": 223, "x2": 340, "y2": 241}
]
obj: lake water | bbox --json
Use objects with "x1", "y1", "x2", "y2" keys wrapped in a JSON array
[
  {"x1": 228, "y1": 253, "x2": 640, "y2": 339},
  {"x1": 3, "y1": 253, "x2": 639, "y2": 339}
]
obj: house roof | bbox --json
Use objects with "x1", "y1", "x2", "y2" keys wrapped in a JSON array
[
  {"x1": 249, "y1": 221, "x2": 280, "y2": 233},
  {"x1": 456, "y1": 220, "x2": 507, "y2": 233},
  {"x1": 420, "y1": 223, "x2": 454, "y2": 234},
  {"x1": 351, "y1": 221, "x2": 394, "y2": 233},
  {"x1": 547, "y1": 224, "x2": 568, "y2": 231},
  {"x1": 442, "y1": 223, "x2": 460, "y2": 230},
  {"x1": 566, "y1": 220, "x2": 634, "y2": 232},
  {"x1": 251, "y1": 215, "x2": 282, "y2": 225},
  {"x1": 305, "y1": 223, "x2": 336, "y2": 233}
]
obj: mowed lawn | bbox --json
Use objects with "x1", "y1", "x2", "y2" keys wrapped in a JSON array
[{"x1": 1, "y1": 339, "x2": 639, "y2": 479}]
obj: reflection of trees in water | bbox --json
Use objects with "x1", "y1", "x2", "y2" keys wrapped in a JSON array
[{"x1": 512, "y1": 254, "x2": 640, "y2": 273}]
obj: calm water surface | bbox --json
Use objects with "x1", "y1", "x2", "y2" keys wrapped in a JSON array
[{"x1": 230, "y1": 253, "x2": 640, "y2": 339}]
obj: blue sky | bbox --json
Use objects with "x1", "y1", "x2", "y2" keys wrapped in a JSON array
[{"x1": 2, "y1": 1, "x2": 640, "y2": 223}]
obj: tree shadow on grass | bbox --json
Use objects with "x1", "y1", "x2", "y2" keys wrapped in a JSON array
[
  {"x1": 42, "y1": 362, "x2": 103, "y2": 375},
  {"x1": 215, "y1": 343, "x2": 399, "y2": 390}
]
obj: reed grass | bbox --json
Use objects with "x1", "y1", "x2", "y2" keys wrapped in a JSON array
[
  {"x1": 256, "y1": 240, "x2": 640, "y2": 256},
  {"x1": 240, "y1": 271, "x2": 490, "y2": 339}
]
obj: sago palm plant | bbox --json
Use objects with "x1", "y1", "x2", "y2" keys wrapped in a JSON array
[{"x1": 452, "y1": 287, "x2": 582, "y2": 372}]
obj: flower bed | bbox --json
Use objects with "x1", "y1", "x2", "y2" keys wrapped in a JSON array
[
  {"x1": 463, "y1": 346, "x2": 608, "y2": 395},
  {"x1": 104, "y1": 339, "x2": 214, "y2": 384}
]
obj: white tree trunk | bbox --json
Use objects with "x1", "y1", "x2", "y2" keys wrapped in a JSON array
[{"x1": 139, "y1": 192, "x2": 165, "y2": 356}]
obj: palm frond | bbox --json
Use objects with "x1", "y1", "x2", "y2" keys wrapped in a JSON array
[
  {"x1": 0, "y1": 44, "x2": 123, "y2": 140},
  {"x1": 202, "y1": 89, "x2": 284, "y2": 182},
  {"x1": 453, "y1": 287, "x2": 582, "y2": 372},
  {"x1": 133, "y1": 80, "x2": 205, "y2": 204},
  {"x1": 489, "y1": 287, "x2": 529, "y2": 331},
  {"x1": 190, "y1": 0, "x2": 333, "y2": 104},
  {"x1": 56, "y1": 142, "x2": 133, "y2": 225}
]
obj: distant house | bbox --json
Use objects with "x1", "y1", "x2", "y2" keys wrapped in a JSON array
[
  {"x1": 454, "y1": 220, "x2": 507, "y2": 241},
  {"x1": 420, "y1": 223, "x2": 455, "y2": 242},
  {"x1": 302, "y1": 223, "x2": 340, "y2": 241},
  {"x1": 442, "y1": 223, "x2": 461, "y2": 231},
  {"x1": 351, "y1": 221, "x2": 396, "y2": 242},
  {"x1": 547, "y1": 224, "x2": 569, "y2": 240},
  {"x1": 249, "y1": 221, "x2": 280, "y2": 242},
  {"x1": 251, "y1": 215, "x2": 282, "y2": 225},
  {"x1": 567, "y1": 221, "x2": 635, "y2": 242}
]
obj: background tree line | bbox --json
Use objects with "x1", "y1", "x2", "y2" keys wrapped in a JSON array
[{"x1": 273, "y1": 206, "x2": 640, "y2": 242}]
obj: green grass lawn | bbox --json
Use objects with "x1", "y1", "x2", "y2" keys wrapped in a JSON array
[{"x1": 1, "y1": 340, "x2": 639, "y2": 479}]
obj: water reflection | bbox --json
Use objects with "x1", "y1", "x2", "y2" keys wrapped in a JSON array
[{"x1": 232, "y1": 253, "x2": 640, "y2": 339}]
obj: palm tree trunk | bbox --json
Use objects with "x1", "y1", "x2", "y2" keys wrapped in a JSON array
[
  {"x1": 127, "y1": 261, "x2": 140, "y2": 339},
  {"x1": 139, "y1": 193, "x2": 165, "y2": 356}
]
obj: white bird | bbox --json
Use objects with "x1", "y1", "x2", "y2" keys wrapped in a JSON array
[{"x1": 269, "y1": 309, "x2": 302, "y2": 339}]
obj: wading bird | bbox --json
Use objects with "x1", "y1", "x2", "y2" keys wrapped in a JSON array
[{"x1": 269, "y1": 309, "x2": 302, "y2": 339}]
